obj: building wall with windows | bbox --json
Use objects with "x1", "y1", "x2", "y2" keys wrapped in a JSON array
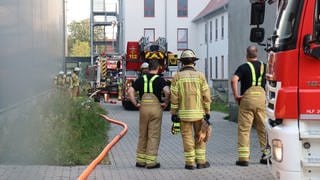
[
  {"x1": 122, "y1": 0, "x2": 210, "y2": 56},
  {"x1": 193, "y1": 1, "x2": 228, "y2": 88}
]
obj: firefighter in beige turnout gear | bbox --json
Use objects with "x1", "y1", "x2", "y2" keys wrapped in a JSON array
[
  {"x1": 128, "y1": 60, "x2": 170, "y2": 169},
  {"x1": 231, "y1": 45, "x2": 271, "y2": 166},
  {"x1": 170, "y1": 49, "x2": 212, "y2": 170},
  {"x1": 71, "y1": 67, "x2": 80, "y2": 97}
]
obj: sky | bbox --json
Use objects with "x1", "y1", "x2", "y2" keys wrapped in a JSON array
[
  {"x1": 66, "y1": 0, "x2": 118, "y2": 24},
  {"x1": 66, "y1": 0, "x2": 90, "y2": 24}
]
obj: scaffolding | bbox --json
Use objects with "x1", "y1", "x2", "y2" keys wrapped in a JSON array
[{"x1": 90, "y1": 0, "x2": 122, "y2": 65}]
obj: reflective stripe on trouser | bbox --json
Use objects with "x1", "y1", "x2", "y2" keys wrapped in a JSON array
[
  {"x1": 181, "y1": 120, "x2": 206, "y2": 165},
  {"x1": 136, "y1": 93, "x2": 162, "y2": 166},
  {"x1": 238, "y1": 86, "x2": 266, "y2": 161}
]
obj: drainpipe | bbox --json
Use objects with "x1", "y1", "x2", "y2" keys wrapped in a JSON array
[{"x1": 206, "y1": 21, "x2": 209, "y2": 81}]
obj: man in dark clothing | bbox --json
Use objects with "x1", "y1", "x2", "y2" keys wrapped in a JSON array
[
  {"x1": 128, "y1": 60, "x2": 170, "y2": 169},
  {"x1": 231, "y1": 45, "x2": 271, "y2": 166}
]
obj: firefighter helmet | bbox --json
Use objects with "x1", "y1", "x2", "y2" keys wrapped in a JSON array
[
  {"x1": 66, "y1": 71, "x2": 71, "y2": 75},
  {"x1": 180, "y1": 49, "x2": 199, "y2": 61},
  {"x1": 140, "y1": 62, "x2": 149, "y2": 69},
  {"x1": 74, "y1": 67, "x2": 80, "y2": 72},
  {"x1": 59, "y1": 71, "x2": 64, "y2": 75}
]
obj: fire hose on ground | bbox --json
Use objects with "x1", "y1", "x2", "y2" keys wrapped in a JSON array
[{"x1": 78, "y1": 114, "x2": 128, "y2": 180}]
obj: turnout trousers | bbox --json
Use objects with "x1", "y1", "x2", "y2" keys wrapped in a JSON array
[
  {"x1": 136, "y1": 93, "x2": 162, "y2": 166},
  {"x1": 237, "y1": 86, "x2": 267, "y2": 161},
  {"x1": 180, "y1": 120, "x2": 207, "y2": 166}
]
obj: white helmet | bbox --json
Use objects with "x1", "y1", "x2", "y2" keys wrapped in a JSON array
[
  {"x1": 180, "y1": 49, "x2": 199, "y2": 61},
  {"x1": 140, "y1": 62, "x2": 149, "y2": 69},
  {"x1": 59, "y1": 71, "x2": 64, "y2": 75},
  {"x1": 74, "y1": 67, "x2": 80, "y2": 72},
  {"x1": 67, "y1": 71, "x2": 71, "y2": 75}
]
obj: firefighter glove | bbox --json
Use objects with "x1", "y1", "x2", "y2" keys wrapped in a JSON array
[
  {"x1": 171, "y1": 114, "x2": 180, "y2": 122},
  {"x1": 171, "y1": 122, "x2": 181, "y2": 135}
]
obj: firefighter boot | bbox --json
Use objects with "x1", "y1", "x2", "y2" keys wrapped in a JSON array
[
  {"x1": 197, "y1": 161, "x2": 210, "y2": 169},
  {"x1": 236, "y1": 160, "x2": 249, "y2": 166},
  {"x1": 260, "y1": 148, "x2": 272, "y2": 165}
]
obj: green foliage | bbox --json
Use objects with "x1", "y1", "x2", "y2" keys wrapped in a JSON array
[
  {"x1": 67, "y1": 19, "x2": 106, "y2": 56},
  {"x1": 3, "y1": 94, "x2": 110, "y2": 165},
  {"x1": 68, "y1": 19, "x2": 90, "y2": 42},
  {"x1": 211, "y1": 101, "x2": 229, "y2": 114},
  {"x1": 70, "y1": 40, "x2": 90, "y2": 57}
]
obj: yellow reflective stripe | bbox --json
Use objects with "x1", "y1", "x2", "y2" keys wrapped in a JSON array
[
  {"x1": 145, "y1": 155, "x2": 157, "y2": 164},
  {"x1": 238, "y1": 154, "x2": 250, "y2": 158},
  {"x1": 249, "y1": 92, "x2": 261, "y2": 95},
  {"x1": 178, "y1": 78, "x2": 201, "y2": 83},
  {"x1": 143, "y1": 75, "x2": 148, "y2": 92},
  {"x1": 143, "y1": 75, "x2": 158, "y2": 93},
  {"x1": 184, "y1": 151, "x2": 195, "y2": 161},
  {"x1": 141, "y1": 99, "x2": 155, "y2": 103},
  {"x1": 247, "y1": 61, "x2": 264, "y2": 86},
  {"x1": 159, "y1": 52, "x2": 164, "y2": 59},
  {"x1": 258, "y1": 61, "x2": 264, "y2": 86},
  {"x1": 171, "y1": 104, "x2": 178, "y2": 108},
  {"x1": 136, "y1": 153, "x2": 146, "y2": 163},
  {"x1": 247, "y1": 62, "x2": 256, "y2": 86},
  {"x1": 171, "y1": 86, "x2": 178, "y2": 92},
  {"x1": 195, "y1": 149, "x2": 206, "y2": 160},
  {"x1": 149, "y1": 75, "x2": 158, "y2": 93},
  {"x1": 238, "y1": 147, "x2": 250, "y2": 151}
]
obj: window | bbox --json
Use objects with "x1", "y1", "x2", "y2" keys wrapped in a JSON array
[
  {"x1": 221, "y1": 55, "x2": 224, "y2": 79},
  {"x1": 205, "y1": 23, "x2": 208, "y2": 43},
  {"x1": 177, "y1": 0, "x2": 188, "y2": 17},
  {"x1": 210, "y1": 21, "x2": 213, "y2": 42},
  {"x1": 215, "y1": 56, "x2": 218, "y2": 79},
  {"x1": 215, "y1": 19, "x2": 218, "y2": 40},
  {"x1": 144, "y1": 28, "x2": 155, "y2": 42},
  {"x1": 144, "y1": 0, "x2": 154, "y2": 17},
  {"x1": 221, "y1": 16, "x2": 224, "y2": 39},
  {"x1": 177, "y1": 28, "x2": 188, "y2": 50}
]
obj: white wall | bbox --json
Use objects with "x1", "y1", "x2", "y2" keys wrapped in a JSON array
[
  {"x1": 195, "y1": 10, "x2": 229, "y2": 87},
  {"x1": 123, "y1": 0, "x2": 210, "y2": 55}
]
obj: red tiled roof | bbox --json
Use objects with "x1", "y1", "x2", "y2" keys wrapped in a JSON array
[{"x1": 193, "y1": 0, "x2": 228, "y2": 22}]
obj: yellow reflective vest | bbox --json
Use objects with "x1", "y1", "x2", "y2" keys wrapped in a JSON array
[{"x1": 170, "y1": 65, "x2": 211, "y2": 121}]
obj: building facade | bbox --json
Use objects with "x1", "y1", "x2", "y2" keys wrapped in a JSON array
[
  {"x1": 0, "y1": 0, "x2": 65, "y2": 109},
  {"x1": 193, "y1": 0, "x2": 229, "y2": 89},
  {"x1": 121, "y1": 0, "x2": 210, "y2": 57}
]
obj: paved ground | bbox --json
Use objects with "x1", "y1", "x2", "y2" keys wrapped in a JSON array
[{"x1": 0, "y1": 101, "x2": 274, "y2": 180}]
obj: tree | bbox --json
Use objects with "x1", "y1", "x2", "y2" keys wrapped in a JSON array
[
  {"x1": 67, "y1": 18, "x2": 107, "y2": 57},
  {"x1": 68, "y1": 19, "x2": 90, "y2": 42},
  {"x1": 70, "y1": 40, "x2": 90, "y2": 57}
]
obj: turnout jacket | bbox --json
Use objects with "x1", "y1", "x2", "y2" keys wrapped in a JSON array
[{"x1": 170, "y1": 65, "x2": 211, "y2": 121}]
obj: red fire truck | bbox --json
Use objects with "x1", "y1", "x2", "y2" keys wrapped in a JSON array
[
  {"x1": 250, "y1": 0, "x2": 320, "y2": 179},
  {"x1": 86, "y1": 52, "x2": 121, "y2": 102},
  {"x1": 121, "y1": 37, "x2": 178, "y2": 110}
]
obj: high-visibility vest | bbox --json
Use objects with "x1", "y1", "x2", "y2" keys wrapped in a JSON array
[
  {"x1": 246, "y1": 61, "x2": 264, "y2": 86},
  {"x1": 143, "y1": 74, "x2": 158, "y2": 93}
]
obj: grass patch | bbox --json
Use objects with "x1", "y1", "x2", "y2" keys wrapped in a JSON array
[
  {"x1": 39, "y1": 94, "x2": 109, "y2": 165},
  {"x1": 0, "y1": 93, "x2": 109, "y2": 165},
  {"x1": 210, "y1": 101, "x2": 229, "y2": 114}
]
